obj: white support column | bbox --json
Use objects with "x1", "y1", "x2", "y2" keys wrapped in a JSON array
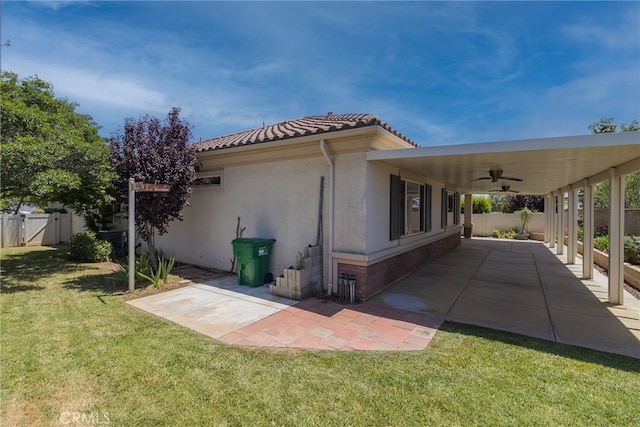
[
  {"x1": 557, "y1": 193, "x2": 564, "y2": 255},
  {"x1": 544, "y1": 195, "x2": 550, "y2": 243},
  {"x1": 549, "y1": 194, "x2": 556, "y2": 249},
  {"x1": 567, "y1": 189, "x2": 577, "y2": 264},
  {"x1": 582, "y1": 181, "x2": 594, "y2": 279},
  {"x1": 463, "y1": 193, "x2": 473, "y2": 238},
  {"x1": 608, "y1": 169, "x2": 625, "y2": 304}
]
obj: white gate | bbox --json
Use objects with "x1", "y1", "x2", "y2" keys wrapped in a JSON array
[{"x1": 0, "y1": 213, "x2": 75, "y2": 247}]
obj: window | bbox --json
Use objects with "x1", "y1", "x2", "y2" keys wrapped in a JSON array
[
  {"x1": 441, "y1": 190, "x2": 460, "y2": 227},
  {"x1": 193, "y1": 170, "x2": 223, "y2": 188},
  {"x1": 390, "y1": 175, "x2": 431, "y2": 240}
]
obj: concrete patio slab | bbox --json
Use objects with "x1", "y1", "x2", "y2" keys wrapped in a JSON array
[
  {"x1": 128, "y1": 238, "x2": 639, "y2": 358},
  {"x1": 371, "y1": 238, "x2": 639, "y2": 359},
  {"x1": 127, "y1": 276, "x2": 298, "y2": 339}
]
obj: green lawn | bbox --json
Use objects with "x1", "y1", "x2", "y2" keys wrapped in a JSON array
[{"x1": 1, "y1": 245, "x2": 639, "y2": 426}]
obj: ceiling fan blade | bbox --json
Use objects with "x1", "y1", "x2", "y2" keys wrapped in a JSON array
[
  {"x1": 501, "y1": 176, "x2": 523, "y2": 182},
  {"x1": 472, "y1": 177, "x2": 492, "y2": 181}
]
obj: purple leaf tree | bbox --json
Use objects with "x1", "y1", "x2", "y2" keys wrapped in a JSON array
[{"x1": 110, "y1": 107, "x2": 197, "y2": 268}]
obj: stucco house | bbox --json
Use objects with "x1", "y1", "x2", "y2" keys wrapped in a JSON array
[
  {"x1": 156, "y1": 113, "x2": 639, "y2": 305},
  {"x1": 156, "y1": 113, "x2": 462, "y2": 300}
]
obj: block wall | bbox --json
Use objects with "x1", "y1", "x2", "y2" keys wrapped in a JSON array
[{"x1": 271, "y1": 246, "x2": 322, "y2": 300}]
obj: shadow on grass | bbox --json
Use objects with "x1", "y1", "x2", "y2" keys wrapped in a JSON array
[
  {"x1": 0, "y1": 284, "x2": 46, "y2": 293},
  {"x1": 0, "y1": 245, "x2": 85, "y2": 293},
  {"x1": 440, "y1": 321, "x2": 640, "y2": 373},
  {"x1": 63, "y1": 273, "x2": 128, "y2": 295}
]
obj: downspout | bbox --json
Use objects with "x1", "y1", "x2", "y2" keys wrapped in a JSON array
[{"x1": 319, "y1": 139, "x2": 334, "y2": 295}]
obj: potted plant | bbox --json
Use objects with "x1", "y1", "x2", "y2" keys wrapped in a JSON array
[
  {"x1": 295, "y1": 252, "x2": 305, "y2": 270},
  {"x1": 516, "y1": 207, "x2": 533, "y2": 240}
]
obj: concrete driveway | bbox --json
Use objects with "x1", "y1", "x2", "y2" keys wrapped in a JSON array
[{"x1": 370, "y1": 238, "x2": 640, "y2": 358}]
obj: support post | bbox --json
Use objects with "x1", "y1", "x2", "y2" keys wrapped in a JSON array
[
  {"x1": 128, "y1": 178, "x2": 135, "y2": 293},
  {"x1": 463, "y1": 193, "x2": 473, "y2": 238},
  {"x1": 582, "y1": 181, "x2": 594, "y2": 279},
  {"x1": 549, "y1": 194, "x2": 556, "y2": 249},
  {"x1": 608, "y1": 169, "x2": 624, "y2": 304},
  {"x1": 543, "y1": 195, "x2": 550, "y2": 243},
  {"x1": 557, "y1": 192, "x2": 564, "y2": 255},
  {"x1": 567, "y1": 189, "x2": 577, "y2": 264}
]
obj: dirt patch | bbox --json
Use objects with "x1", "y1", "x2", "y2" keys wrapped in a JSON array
[
  {"x1": 117, "y1": 263, "x2": 232, "y2": 301},
  {"x1": 593, "y1": 264, "x2": 640, "y2": 301}
]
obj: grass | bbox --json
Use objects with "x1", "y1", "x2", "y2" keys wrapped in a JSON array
[{"x1": 2, "y1": 245, "x2": 639, "y2": 426}]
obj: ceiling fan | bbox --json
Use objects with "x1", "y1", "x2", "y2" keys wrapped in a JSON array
[
  {"x1": 489, "y1": 185, "x2": 520, "y2": 193},
  {"x1": 472, "y1": 169, "x2": 523, "y2": 183}
]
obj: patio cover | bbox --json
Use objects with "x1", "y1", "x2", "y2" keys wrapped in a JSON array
[
  {"x1": 367, "y1": 130, "x2": 639, "y2": 305},
  {"x1": 366, "y1": 131, "x2": 640, "y2": 195}
]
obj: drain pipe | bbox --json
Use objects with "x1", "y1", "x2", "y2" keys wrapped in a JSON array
[{"x1": 319, "y1": 139, "x2": 334, "y2": 295}]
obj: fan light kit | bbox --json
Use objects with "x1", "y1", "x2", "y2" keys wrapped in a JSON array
[
  {"x1": 489, "y1": 185, "x2": 520, "y2": 193},
  {"x1": 472, "y1": 169, "x2": 523, "y2": 183}
]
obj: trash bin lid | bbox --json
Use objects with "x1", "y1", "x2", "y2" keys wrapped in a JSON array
[{"x1": 232, "y1": 238, "x2": 276, "y2": 245}]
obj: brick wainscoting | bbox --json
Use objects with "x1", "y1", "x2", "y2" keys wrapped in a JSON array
[{"x1": 338, "y1": 233, "x2": 461, "y2": 301}]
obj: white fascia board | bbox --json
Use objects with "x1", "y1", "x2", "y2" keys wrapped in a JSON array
[{"x1": 367, "y1": 131, "x2": 640, "y2": 161}]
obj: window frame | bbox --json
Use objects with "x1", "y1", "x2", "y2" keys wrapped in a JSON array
[
  {"x1": 390, "y1": 174, "x2": 431, "y2": 240},
  {"x1": 192, "y1": 170, "x2": 223, "y2": 188}
]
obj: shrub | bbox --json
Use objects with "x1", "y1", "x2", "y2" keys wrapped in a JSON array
[
  {"x1": 591, "y1": 234, "x2": 640, "y2": 265},
  {"x1": 593, "y1": 235, "x2": 609, "y2": 253},
  {"x1": 594, "y1": 225, "x2": 608, "y2": 237},
  {"x1": 138, "y1": 255, "x2": 176, "y2": 289},
  {"x1": 69, "y1": 232, "x2": 112, "y2": 262},
  {"x1": 112, "y1": 252, "x2": 152, "y2": 284},
  {"x1": 493, "y1": 228, "x2": 518, "y2": 239},
  {"x1": 30, "y1": 208, "x2": 45, "y2": 214},
  {"x1": 624, "y1": 235, "x2": 640, "y2": 265},
  {"x1": 461, "y1": 196, "x2": 492, "y2": 214}
]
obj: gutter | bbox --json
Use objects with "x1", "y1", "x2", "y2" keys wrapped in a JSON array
[{"x1": 319, "y1": 139, "x2": 334, "y2": 295}]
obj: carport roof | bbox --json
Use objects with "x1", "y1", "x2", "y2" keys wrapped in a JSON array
[{"x1": 367, "y1": 131, "x2": 640, "y2": 195}]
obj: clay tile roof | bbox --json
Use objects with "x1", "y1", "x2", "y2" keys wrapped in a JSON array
[{"x1": 192, "y1": 113, "x2": 418, "y2": 152}]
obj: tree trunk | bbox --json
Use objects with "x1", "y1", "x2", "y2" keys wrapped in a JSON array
[
  {"x1": 145, "y1": 224, "x2": 158, "y2": 273},
  {"x1": 13, "y1": 195, "x2": 24, "y2": 215}
]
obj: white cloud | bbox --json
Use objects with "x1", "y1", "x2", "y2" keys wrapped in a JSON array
[
  {"x1": 8, "y1": 57, "x2": 167, "y2": 112},
  {"x1": 27, "y1": 0, "x2": 93, "y2": 11},
  {"x1": 563, "y1": 13, "x2": 640, "y2": 50}
]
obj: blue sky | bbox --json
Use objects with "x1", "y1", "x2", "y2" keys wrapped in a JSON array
[{"x1": 3, "y1": 1, "x2": 639, "y2": 145}]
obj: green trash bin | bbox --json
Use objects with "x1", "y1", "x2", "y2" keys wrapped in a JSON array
[{"x1": 232, "y1": 238, "x2": 276, "y2": 287}]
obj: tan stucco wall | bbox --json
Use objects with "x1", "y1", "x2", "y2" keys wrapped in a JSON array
[
  {"x1": 156, "y1": 125, "x2": 461, "y2": 291},
  {"x1": 155, "y1": 155, "x2": 331, "y2": 277},
  {"x1": 333, "y1": 151, "x2": 367, "y2": 253},
  {"x1": 365, "y1": 160, "x2": 450, "y2": 255}
]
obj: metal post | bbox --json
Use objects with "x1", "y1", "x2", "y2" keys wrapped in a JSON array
[{"x1": 128, "y1": 178, "x2": 135, "y2": 293}]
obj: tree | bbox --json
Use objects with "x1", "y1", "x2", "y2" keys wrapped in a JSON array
[
  {"x1": 0, "y1": 72, "x2": 114, "y2": 215},
  {"x1": 110, "y1": 108, "x2": 197, "y2": 266},
  {"x1": 488, "y1": 194, "x2": 507, "y2": 212},
  {"x1": 502, "y1": 195, "x2": 544, "y2": 213},
  {"x1": 461, "y1": 196, "x2": 492, "y2": 213},
  {"x1": 588, "y1": 118, "x2": 640, "y2": 209}
]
